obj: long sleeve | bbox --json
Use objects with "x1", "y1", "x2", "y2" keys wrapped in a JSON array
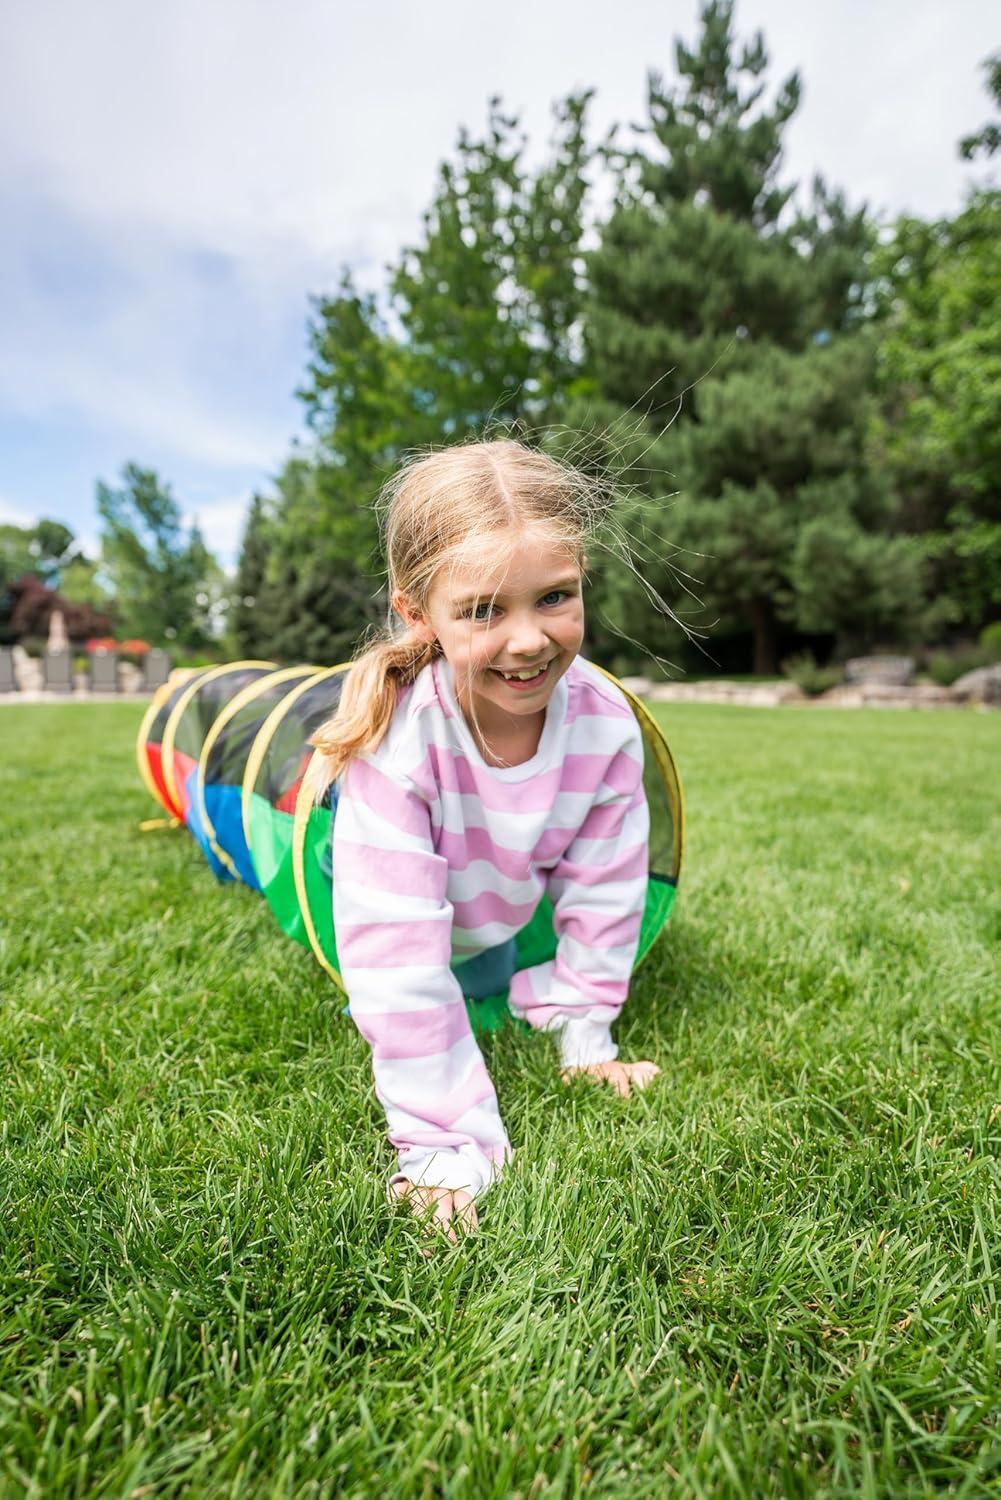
[
  {"x1": 508, "y1": 740, "x2": 649, "y2": 1065},
  {"x1": 332, "y1": 753, "x2": 512, "y2": 1198}
]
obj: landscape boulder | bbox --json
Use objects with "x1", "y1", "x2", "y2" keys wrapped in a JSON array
[
  {"x1": 12, "y1": 644, "x2": 43, "y2": 692},
  {"x1": 950, "y1": 664, "x2": 1001, "y2": 705},
  {"x1": 818, "y1": 682, "x2": 955, "y2": 708},
  {"x1": 844, "y1": 655, "x2": 915, "y2": 686},
  {"x1": 647, "y1": 679, "x2": 804, "y2": 707}
]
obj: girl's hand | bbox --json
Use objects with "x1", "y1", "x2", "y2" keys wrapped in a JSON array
[
  {"x1": 561, "y1": 1059, "x2": 661, "y2": 1097},
  {"x1": 390, "y1": 1179, "x2": 479, "y2": 1246}
]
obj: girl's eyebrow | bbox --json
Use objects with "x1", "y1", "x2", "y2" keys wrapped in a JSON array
[{"x1": 452, "y1": 575, "x2": 581, "y2": 610}]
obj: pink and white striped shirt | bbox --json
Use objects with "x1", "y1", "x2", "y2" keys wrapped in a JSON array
[{"x1": 331, "y1": 654, "x2": 650, "y2": 1198}]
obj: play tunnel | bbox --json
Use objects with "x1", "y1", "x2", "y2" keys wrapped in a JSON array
[{"x1": 137, "y1": 661, "x2": 685, "y2": 1029}]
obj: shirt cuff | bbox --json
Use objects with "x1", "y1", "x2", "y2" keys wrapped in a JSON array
[
  {"x1": 556, "y1": 1016, "x2": 619, "y2": 1068},
  {"x1": 390, "y1": 1143, "x2": 498, "y2": 1199}
]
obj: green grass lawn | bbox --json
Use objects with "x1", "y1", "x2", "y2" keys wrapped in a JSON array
[{"x1": 1, "y1": 702, "x2": 998, "y2": 1497}]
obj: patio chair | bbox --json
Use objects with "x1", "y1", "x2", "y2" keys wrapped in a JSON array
[
  {"x1": 43, "y1": 650, "x2": 74, "y2": 693},
  {"x1": 88, "y1": 648, "x2": 119, "y2": 692},
  {"x1": 143, "y1": 649, "x2": 172, "y2": 691}
]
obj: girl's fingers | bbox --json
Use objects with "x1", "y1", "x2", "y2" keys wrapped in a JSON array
[
  {"x1": 561, "y1": 1061, "x2": 629, "y2": 1094},
  {"x1": 431, "y1": 1193, "x2": 459, "y2": 1244},
  {"x1": 391, "y1": 1180, "x2": 478, "y2": 1243},
  {"x1": 611, "y1": 1064, "x2": 632, "y2": 1097},
  {"x1": 561, "y1": 1059, "x2": 661, "y2": 1097},
  {"x1": 391, "y1": 1180, "x2": 442, "y2": 1224},
  {"x1": 451, "y1": 1189, "x2": 479, "y2": 1236}
]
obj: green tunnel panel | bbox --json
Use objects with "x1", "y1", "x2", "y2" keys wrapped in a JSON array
[
  {"x1": 246, "y1": 794, "x2": 310, "y2": 948},
  {"x1": 299, "y1": 797, "x2": 677, "y2": 979}
]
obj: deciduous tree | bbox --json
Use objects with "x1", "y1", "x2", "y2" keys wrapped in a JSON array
[
  {"x1": 247, "y1": 96, "x2": 594, "y2": 661},
  {"x1": 96, "y1": 464, "x2": 221, "y2": 650},
  {"x1": 870, "y1": 193, "x2": 1001, "y2": 631}
]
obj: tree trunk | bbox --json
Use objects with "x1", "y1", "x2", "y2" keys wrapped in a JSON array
[{"x1": 749, "y1": 598, "x2": 778, "y2": 676}]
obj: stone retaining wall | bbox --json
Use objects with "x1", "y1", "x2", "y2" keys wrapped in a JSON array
[{"x1": 620, "y1": 674, "x2": 998, "y2": 709}]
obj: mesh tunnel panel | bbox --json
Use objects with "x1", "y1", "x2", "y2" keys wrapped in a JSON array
[
  {"x1": 243, "y1": 668, "x2": 347, "y2": 947},
  {"x1": 137, "y1": 668, "x2": 211, "y2": 817},
  {"x1": 199, "y1": 666, "x2": 317, "y2": 887},
  {"x1": 164, "y1": 663, "x2": 275, "y2": 845},
  {"x1": 252, "y1": 671, "x2": 345, "y2": 809},
  {"x1": 172, "y1": 663, "x2": 275, "y2": 768}
]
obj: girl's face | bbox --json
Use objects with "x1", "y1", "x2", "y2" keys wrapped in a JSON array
[{"x1": 395, "y1": 526, "x2": 585, "y2": 737}]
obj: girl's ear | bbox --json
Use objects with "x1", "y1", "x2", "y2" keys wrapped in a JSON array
[{"x1": 392, "y1": 589, "x2": 433, "y2": 642}]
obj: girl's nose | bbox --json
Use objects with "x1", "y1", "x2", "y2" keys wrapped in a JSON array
[{"x1": 505, "y1": 615, "x2": 548, "y2": 657}]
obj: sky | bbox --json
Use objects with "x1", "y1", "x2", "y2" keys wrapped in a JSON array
[{"x1": 1, "y1": 0, "x2": 997, "y2": 569}]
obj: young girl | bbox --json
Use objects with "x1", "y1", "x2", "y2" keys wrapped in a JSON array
[{"x1": 312, "y1": 440, "x2": 660, "y2": 1242}]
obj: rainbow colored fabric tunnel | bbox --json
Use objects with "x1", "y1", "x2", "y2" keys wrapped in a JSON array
[{"x1": 136, "y1": 660, "x2": 685, "y2": 1030}]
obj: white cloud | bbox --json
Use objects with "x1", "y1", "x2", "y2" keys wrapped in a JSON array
[
  {"x1": 0, "y1": 0, "x2": 997, "y2": 547},
  {"x1": 184, "y1": 494, "x2": 252, "y2": 569},
  {"x1": 0, "y1": 344, "x2": 288, "y2": 471},
  {"x1": 0, "y1": 497, "x2": 35, "y2": 528},
  {"x1": 3, "y1": 0, "x2": 996, "y2": 265},
  {"x1": 74, "y1": 531, "x2": 102, "y2": 562},
  {"x1": 0, "y1": 0, "x2": 442, "y2": 267},
  {"x1": 0, "y1": 192, "x2": 307, "y2": 473}
]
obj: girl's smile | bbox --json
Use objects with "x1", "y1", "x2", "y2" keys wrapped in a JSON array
[{"x1": 489, "y1": 659, "x2": 553, "y2": 689}]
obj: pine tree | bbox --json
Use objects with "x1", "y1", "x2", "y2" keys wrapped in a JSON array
[
  {"x1": 232, "y1": 494, "x2": 271, "y2": 657},
  {"x1": 585, "y1": 1, "x2": 918, "y2": 673},
  {"x1": 390, "y1": 93, "x2": 592, "y2": 434}
]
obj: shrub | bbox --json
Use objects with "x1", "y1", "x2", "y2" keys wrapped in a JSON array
[
  {"x1": 979, "y1": 622, "x2": 1001, "y2": 662},
  {"x1": 173, "y1": 653, "x2": 221, "y2": 669},
  {"x1": 926, "y1": 644, "x2": 991, "y2": 686},
  {"x1": 780, "y1": 651, "x2": 843, "y2": 696}
]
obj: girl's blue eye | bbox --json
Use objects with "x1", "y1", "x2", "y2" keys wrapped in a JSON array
[{"x1": 463, "y1": 590, "x2": 571, "y2": 620}]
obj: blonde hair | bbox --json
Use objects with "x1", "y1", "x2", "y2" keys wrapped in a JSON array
[{"x1": 309, "y1": 439, "x2": 608, "y2": 791}]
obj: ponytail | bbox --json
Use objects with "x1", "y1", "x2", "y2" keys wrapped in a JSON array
[{"x1": 309, "y1": 629, "x2": 436, "y2": 797}]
